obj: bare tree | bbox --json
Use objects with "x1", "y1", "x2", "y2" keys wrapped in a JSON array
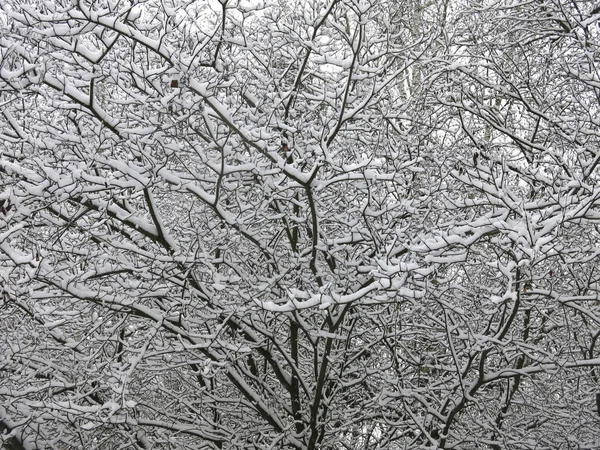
[{"x1": 1, "y1": 1, "x2": 599, "y2": 449}]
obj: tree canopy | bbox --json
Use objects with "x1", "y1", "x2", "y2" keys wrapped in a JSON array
[{"x1": 1, "y1": 0, "x2": 600, "y2": 449}]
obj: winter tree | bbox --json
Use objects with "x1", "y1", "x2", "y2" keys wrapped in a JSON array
[{"x1": 1, "y1": 0, "x2": 600, "y2": 449}]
